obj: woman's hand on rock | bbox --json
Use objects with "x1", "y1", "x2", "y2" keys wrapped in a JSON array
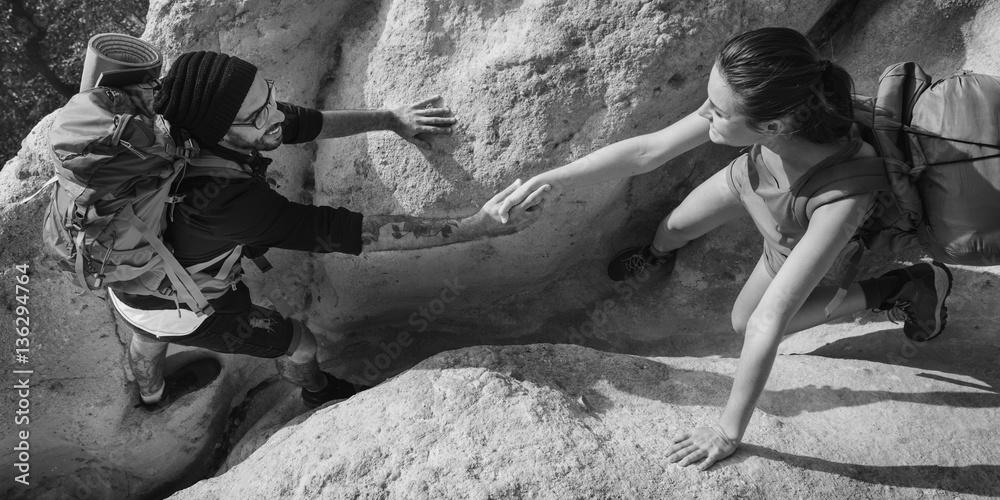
[{"x1": 666, "y1": 424, "x2": 739, "y2": 471}]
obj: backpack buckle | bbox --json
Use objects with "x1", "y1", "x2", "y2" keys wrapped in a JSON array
[
  {"x1": 175, "y1": 139, "x2": 198, "y2": 159},
  {"x1": 70, "y1": 205, "x2": 88, "y2": 231}
]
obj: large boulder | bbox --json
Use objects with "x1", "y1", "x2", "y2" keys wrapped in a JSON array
[
  {"x1": 168, "y1": 344, "x2": 1000, "y2": 499},
  {"x1": 3, "y1": 0, "x2": 1000, "y2": 498}
]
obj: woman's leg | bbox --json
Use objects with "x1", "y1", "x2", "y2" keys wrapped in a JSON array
[
  {"x1": 732, "y1": 256, "x2": 869, "y2": 336},
  {"x1": 609, "y1": 166, "x2": 749, "y2": 281},
  {"x1": 651, "y1": 167, "x2": 748, "y2": 254}
]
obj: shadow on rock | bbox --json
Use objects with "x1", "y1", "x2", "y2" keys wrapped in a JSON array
[{"x1": 742, "y1": 443, "x2": 1000, "y2": 498}]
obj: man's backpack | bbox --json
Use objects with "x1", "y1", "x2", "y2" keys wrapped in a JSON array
[{"x1": 42, "y1": 82, "x2": 222, "y2": 315}]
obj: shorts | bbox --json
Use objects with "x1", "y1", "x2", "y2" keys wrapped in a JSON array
[{"x1": 115, "y1": 284, "x2": 298, "y2": 359}]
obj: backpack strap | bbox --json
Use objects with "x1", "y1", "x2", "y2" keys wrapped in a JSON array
[
  {"x1": 824, "y1": 241, "x2": 865, "y2": 318},
  {"x1": 16, "y1": 175, "x2": 59, "y2": 205},
  {"x1": 185, "y1": 245, "x2": 243, "y2": 280},
  {"x1": 793, "y1": 157, "x2": 890, "y2": 224},
  {"x1": 184, "y1": 155, "x2": 254, "y2": 179},
  {"x1": 119, "y1": 202, "x2": 214, "y2": 316},
  {"x1": 73, "y1": 231, "x2": 100, "y2": 299},
  {"x1": 793, "y1": 157, "x2": 889, "y2": 317},
  {"x1": 181, "y1": 154, "x2": 273, "y2": 274}
]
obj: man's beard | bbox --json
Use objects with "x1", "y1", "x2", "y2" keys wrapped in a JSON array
[{"x1": 224, "y1": 124, "x2": 283, "y2": 152}]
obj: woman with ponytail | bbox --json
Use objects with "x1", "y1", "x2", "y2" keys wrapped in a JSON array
[{"x1": 494, "y1": 27, "x2": 953, "y2": 470}]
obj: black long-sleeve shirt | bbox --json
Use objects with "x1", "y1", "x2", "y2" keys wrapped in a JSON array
[{"x1": 117, "y1": 102, "x2": 363, "y2": 311}]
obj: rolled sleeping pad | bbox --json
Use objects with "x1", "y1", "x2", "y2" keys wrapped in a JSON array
[{"x1": 79, "y1": 33, "x2": 162, "y2": 92}]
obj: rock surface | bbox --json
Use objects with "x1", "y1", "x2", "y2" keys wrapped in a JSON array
[
  {"x1": 2, "y1": 0, "x2": 1000, "y2": 498},
  {"x1": 169, "y1": 344, "x2": 1000, "y2": 500}
]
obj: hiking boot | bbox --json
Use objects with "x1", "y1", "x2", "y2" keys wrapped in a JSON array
[
  {"x1": 875, "y1": 262, "x2": 954, "y2": 341},
  {"x1": 301, "y1": 372, "x2": 358, "y2": 409},
  {"x1": 607, "y1": 244, "x2": 677, "y2": 282},
  {"x1": 137, "y1": 358, "x2": 222, "y2": 415}
]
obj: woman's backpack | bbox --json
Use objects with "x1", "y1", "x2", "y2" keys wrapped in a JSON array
[
  {"x1": 855, "y1": 62, "x2": 1000, "y2": 266},
  {"x1": 794, "y1": 62, "x2": 1000, "y2": 267}
]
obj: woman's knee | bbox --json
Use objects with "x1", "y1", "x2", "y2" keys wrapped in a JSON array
[
  {"x1": 657, "y1": 211, "x2": 698, "y2": 244},
  {"x1": 730, "y1": 309, "x2": 750, "y2": 337}
]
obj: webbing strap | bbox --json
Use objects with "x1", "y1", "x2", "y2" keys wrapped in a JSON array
[
  {"x1": 72, "y1": 231, "x2": 102, "y2": 301},
  {"x1": 184, "y1": 155, "x2": 252, "y2": 179},
  {"x1": 904, "y1": 128, "x2": 1000, "y2": 150},
  {"x1": 824, "y1": 243, "x2": 866, "y2": 318},
  {"x1": 213, "y1": 245, "x2": 243, "y2": 280},
  {"x1": 15, "y1": 175, "x2": 59, "y2": 205},
  {"x1": 184, "y1": 245, "x2": 243, "y2": 279},
  {"x1": 924, "y1": 152, "x2": 1000, "y2": 167},
  {"x1": 187, "y1": 156, "x2": 242, "y2": 169},
  {"x1": 252, "y1": 255, "x2": 273, "y2": 273},
  {"x1": 160, "y1": 259, "x2": 214, "y2": 317},
  {"x1": 120, "y1": 203, "x2": 214, "y2": 316}
]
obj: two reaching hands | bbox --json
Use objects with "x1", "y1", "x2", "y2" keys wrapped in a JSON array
[
  {"x1": 666, "y1": 424, "x2": 739, "y2": 471},
  {"x1": 388, "y1": 96, "x2": 551, "y2": 231},
  {"x1": 393, "y1": 97, "x2": 739, "y2": 470},
  {"x1": 477, "y1": 179, "x2": 544, "y2": 231},
  {"x1": 390, "y1": 96, "x2": 557, "y2": 225},
  {"x1": 489, "y1": 176, "x2": 561, "y2": 225},
  {"x1": 390, "y1": 95, "x2": 457, "y2": 150}
]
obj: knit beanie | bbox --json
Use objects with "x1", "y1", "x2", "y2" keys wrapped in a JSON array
[{"x1": 152, "y1": 51, "x2": 258, "y2": 145}]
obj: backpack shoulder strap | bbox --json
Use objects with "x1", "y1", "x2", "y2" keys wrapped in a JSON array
[
  {"x1": 794, "y1": 156, "x2": 894, "y2": 318},
  {"x1": 794, "y1": 157, "x2": 890, "y2": 223},
  {"x1": 184, "y1": 155, "x2": 253, "y2": 179},
  {"x1": 119, "y1": 202, "x2": 215, "y2": 316}
]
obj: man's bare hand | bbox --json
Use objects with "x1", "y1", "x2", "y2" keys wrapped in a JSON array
[{"x1": 391, "y1": 95, "x2": 457, "y2": 149}]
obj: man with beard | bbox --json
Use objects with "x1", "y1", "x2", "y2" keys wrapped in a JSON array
[{"x1": 110, "y1": 51, "x2": 535, "y2": 413}]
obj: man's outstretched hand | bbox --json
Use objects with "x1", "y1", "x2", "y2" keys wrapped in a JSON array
[{"x1": 391, "y1": 95, "x2": 457, "y2": 149}]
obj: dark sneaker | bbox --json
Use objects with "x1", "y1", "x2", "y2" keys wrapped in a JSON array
[
  {"x1": 875, "y1": 262, "x2": 954, "y2": 341},
  {"x1": 137, "y1": 358, "x2": 222, "y2": 414},
  {"x1": 301, "y1": 372, "x2": 359, "y2": 409},
  {"x1": 607, "y1": 244, "x2": 676, "y2": 281}
]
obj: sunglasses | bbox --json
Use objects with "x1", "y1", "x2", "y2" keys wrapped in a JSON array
[{"x1": 231, "y1": 79, "x2": 277, "y2": 129}]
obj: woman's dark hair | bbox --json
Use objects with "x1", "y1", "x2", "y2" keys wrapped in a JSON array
[{"x1": 716, "y1": 27, "x2": 854, "y2": 144}]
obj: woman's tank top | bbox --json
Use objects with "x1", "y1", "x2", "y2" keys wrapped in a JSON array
[{"x1": 726, "y1": 135, "x2": 876, "y2": 278}]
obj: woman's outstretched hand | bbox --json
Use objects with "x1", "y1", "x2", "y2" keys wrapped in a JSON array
[
  {"x1": 494, "y1": 176, "x2": 562, "y2": 224},
  {"x1": 666, "y1": 424, "x2": 739, "y2": 471},
  {"x1": 478, "y1": 179, "x2": 542, "y2": 230}
]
